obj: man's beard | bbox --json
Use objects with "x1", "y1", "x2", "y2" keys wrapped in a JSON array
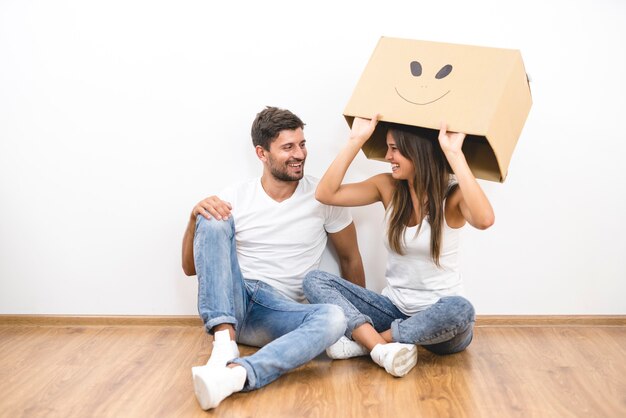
[{"x1": 268, "y1": 156, "x2": 305, "y2": 182}]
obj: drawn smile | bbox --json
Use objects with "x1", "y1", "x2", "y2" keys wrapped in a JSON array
[{"x1": 394, "y1": 87, "x2": 451, "y2": 106}]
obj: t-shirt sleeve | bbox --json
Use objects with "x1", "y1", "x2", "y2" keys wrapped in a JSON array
[{"x1": 324, "y1": 204, "x2": 353, "y2": 234}]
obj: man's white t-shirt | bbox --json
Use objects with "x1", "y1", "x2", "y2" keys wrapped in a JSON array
[{"x1": 219, "y1": 175, "x2": 352, "y2": 302}]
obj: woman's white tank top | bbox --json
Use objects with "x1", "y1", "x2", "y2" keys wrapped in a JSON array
[{"x1": 381, "y1": 210, "x2": 463, "y2": 316}]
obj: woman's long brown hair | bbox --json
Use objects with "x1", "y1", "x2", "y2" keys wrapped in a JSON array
[{"x1": 386, "y1": 123, "x2": 454, "y2": 266}]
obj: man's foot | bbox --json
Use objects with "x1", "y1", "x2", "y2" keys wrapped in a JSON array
[
  {"x1": 370, "y1": 343, "x2": 418, "y2": 377},
  {"x1": 326, "y1": 336, "x2": 369, "y2": 359},
  {"x1": 191, "y1": 365, "x2": 246, "y2": 410},
  {"x1": 206, "y1": 329, "x2": 240, "y2": 367}
]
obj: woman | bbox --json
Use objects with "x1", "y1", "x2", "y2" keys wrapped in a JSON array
[{"x1": 303, "y1": 116, "x2": 494, "y2": 377}]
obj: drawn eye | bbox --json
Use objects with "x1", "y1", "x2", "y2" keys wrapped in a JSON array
[
  {"x1": 435, "y1": 64, "x2": 453, "y2": 79},
  {"x1": 410, "y1": 61, "x2": 422, "y2": 77}
]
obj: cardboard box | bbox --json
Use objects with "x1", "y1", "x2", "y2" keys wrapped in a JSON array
[{"x1": 344, "y1": 36, "x2": 532, "y2": 182}]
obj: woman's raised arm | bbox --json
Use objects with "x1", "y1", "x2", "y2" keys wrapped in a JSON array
[
  {"x1": 438, "y1": 122, "x2": 495, "y2": 230},
  {"x1": 316, "y1": 116, "x2": 385, "y2": 207}
]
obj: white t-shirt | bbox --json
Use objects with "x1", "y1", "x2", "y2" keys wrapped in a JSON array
[
  {"x1": 219, "y1": 175, "x2": 352, "y2": 302},
  {"x1": 381, "y1": 211, "x2": 463, "y2": 316}
]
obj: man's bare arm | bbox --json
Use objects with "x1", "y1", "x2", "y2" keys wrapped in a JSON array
[
  {"x1": 328, "y1": 222, "x2": 366, "y2": 287},
  {"x1": 182, "y1": 215, "x2": 197, "y2": 276},
  {"x1": 181, "y1": 195, "x2": 233, "y2": 276}
]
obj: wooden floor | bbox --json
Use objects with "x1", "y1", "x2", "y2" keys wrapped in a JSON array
[{"x1": 0, "y1": 321, "x2": 625, "y2": 417}]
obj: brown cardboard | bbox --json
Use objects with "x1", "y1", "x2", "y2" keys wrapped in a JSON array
[{"x1": 344, "y1": 37, "x2": 532, "y2": 182}]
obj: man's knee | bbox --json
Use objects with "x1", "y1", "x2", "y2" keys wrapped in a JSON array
[
  {"x1": 195, "y1": 215, "x2": 235, "y2": 237},
  {"x1": 316, "y1": 304, "x2": 347, "y2": 342}
]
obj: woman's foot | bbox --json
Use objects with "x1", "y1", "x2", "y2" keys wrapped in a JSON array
[
  {"x1": 326, "y1": 336, "x2": 369, "y2": 359},
  {"x1": 370, "y1": 343, "x2": 417, "y2": 377}
]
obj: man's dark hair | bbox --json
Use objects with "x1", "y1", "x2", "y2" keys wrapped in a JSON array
[{"x1": 251, "y1": 106, "x2": 305, "y2": 150}]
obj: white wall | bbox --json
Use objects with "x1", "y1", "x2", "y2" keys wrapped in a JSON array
[{"x1": 1, "y1": 0, "x2": 624, "y2": 315}]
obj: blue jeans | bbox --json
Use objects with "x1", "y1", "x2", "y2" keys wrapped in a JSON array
[
  {"x1": 303, "y1": 270, "x2": 475, "y2": 355},
  {"x1": 194, "y1": 216, "x2": 347, "y2": 390}
]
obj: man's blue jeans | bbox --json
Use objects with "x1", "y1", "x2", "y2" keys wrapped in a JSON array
[
  {"x1": 303, "y1": 269, "x2": 475, "y2": 355},
  {"x1": 194, "y1": 216, "x2": 347, "y2": 390}
]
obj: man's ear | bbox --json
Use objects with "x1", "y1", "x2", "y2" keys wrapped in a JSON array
[{"x1": 255, "y1": 145, "x2": 267, "y2": 162}]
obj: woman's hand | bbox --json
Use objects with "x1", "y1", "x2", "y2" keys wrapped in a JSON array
[
  {"x1": 438, "y1": 122, "x2": 495, "y2": 230},
  {"x1": 438, "y1": 121, "x2": 466, "y2": 157},
  {"x1": 349, "y1": 115, "x2": 379, "y2": 146}
]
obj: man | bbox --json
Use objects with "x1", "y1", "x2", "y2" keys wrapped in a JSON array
[{"x1": 181, "y1": 106, "x2": 365, "y2": 410}]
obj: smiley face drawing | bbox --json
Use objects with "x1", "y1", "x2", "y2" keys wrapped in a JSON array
[
  {"x1": 394, "y1": 61, "x2": 454, "y2": 105},
  {"x1": 344, "y1": 36, "x2": 533, "y2": 183}
]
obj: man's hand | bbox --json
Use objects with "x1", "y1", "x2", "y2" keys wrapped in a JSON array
[
  {"x1": 183, "y1": 195, "x2": 232, "y2": 275},
  {"x1": 192, "y1": 196, "x2": 233, "y2": 221}
]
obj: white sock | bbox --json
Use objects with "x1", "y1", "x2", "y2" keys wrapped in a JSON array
[
  {"x1": 192, "y1": 365, "x2": 247, "y2": 410},
  {"x1": 206, "y1": 329, "x2": 240, "y2": 367},
  {"x1": 370, "y1": 342, "x2": 418, "y2": 377}
]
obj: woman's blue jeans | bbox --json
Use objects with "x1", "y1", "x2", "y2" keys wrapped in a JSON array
[
  {"x1": 303, "y1": 269, "x2": 475, "y2": 355},
  {"x1": 194, "y1": 216, "x2": 347, "y2": 390}
]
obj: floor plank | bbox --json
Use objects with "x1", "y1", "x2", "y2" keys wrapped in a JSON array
[{"x1": 0, "y1": 325, "x2": 624, "y2": 417}]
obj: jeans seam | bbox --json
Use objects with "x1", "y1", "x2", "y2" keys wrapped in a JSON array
[{"x1": 237, "y1": 281, "x2": 260, "y2": 340}]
